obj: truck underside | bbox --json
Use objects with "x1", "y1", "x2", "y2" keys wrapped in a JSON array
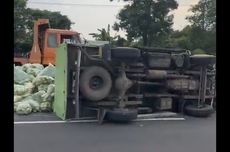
[{"x1": 54, "y1": 44, "x2": 216, "y2": 123}]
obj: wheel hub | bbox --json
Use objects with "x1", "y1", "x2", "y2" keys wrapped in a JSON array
[{"x1": 89, "y1": 76, "x2": 103, "y2": 90}]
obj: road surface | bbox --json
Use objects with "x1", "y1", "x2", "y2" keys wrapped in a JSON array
[{"x1": 14, "y1": 113, "x2": 216, "y2": 152}]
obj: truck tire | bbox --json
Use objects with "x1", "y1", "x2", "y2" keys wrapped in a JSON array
[
  {"x1": 172, "y1": 54, "x2": 184, "y2": 68},
  {"x1": 190, "y1": 54, "x2": 216, "y2": 66},
  {"x1": 185, "y1": 104, "x2": 214, "y2": 117},
  {"x1": 106, "y1": 108, "x2": 138, "y2": 122},
  {"x1": 79, "y1": 66, "x2": 112, "y2": 101},
  {"x1": 111, "y1": 47, "x2": 141, "y2": 59},
  {"x1": 172, "y1": 54, "x2": 190, "y2": 69}
]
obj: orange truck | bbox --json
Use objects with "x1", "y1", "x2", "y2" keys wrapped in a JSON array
[{"x1": 14, "y1": 19, "x2": 81, "y2": 65}]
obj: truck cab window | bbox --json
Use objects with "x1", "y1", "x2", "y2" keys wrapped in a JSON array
[
  {"x1": 61, "y1": 35, "x2": 78, "y2": 44},
  {"x1": 48, "y1": 34, "x2": 58, "y2": 48}
]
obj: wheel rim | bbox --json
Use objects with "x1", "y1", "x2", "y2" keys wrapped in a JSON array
[
  {"x1": 89, "y1": 76, "x2": 104, "y2": 90},
  {"x1": 174, "y1": 55, "x2": 184, "y2": 67}
]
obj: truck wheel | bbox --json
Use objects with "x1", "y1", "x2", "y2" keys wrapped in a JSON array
[
  {"x1": 185, "y1": 104, "x2": 214, "y2": 117},
  {"x1": 172, "y1": 54, "x2": 184, "y2": 68},
  {"x1": 106, "y1": 108, "x2": 138, "y2": 122},
  {"x1": 111, "y1": 47, "x2": 141, "y2": 59},
  {"x1": 79, "y1": 66, "x2": 112, "y2": 101},
  {"x1": 190, "y1": 54, "x2": 216, "y2": 66},
  {"x1": 172, "y1": 54, "x2": 190, "y2": 69}
]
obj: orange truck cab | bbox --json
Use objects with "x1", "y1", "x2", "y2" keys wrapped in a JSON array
[{"x1": 14, "y1": 19, "x2": 81, "y2": 65}]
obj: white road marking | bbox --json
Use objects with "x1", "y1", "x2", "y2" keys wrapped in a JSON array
[
  {"x1": 14, "y1": 120, "x2": 98, "y2": 124},
  {"x1": 14, "y1": 117, "x2": 185, "y2": 125},
  {"x1": 135, "y1": 118, "x2": 185, "y2": 121}
]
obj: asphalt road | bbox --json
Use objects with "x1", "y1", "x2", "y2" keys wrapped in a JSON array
[{"x1": 14, "y1": 113, "x2": 216, "y2": 152}]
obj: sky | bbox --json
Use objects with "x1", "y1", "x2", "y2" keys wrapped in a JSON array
[{"x1": 27, "y1": 0, "x2": 199, "y2": 40}]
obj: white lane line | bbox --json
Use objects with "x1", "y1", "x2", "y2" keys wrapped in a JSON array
[
  {"x1": 14, "y1": 117, "x2": 185, "y2": 125},
  {"x1": 135, "y1": 118, "x2": 185, "y2": 121},
  {"x1": 14, "y1": 120, "x2": 98, "y2": 124}
]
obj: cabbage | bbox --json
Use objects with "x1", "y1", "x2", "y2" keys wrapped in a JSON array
[
  {"x1": 25, "y1": 99, "x2": 40, "y2": 112},
  {"x1": 22, "y1": 63, "x2": 44, "y2": 77},
  {"x1": 37, "y1": 63, "x2": 56, "y2": 78},
  {"x1": 14, "y1": 83, "x2": 34, "y2": 96},
  {"x1": 42, "y1": 84, "x2": 55, "y2": 102},
  {"x1": 31, "y1": 90, "x2": 46, "y2": 103},
  {"x1": 15, "y1": 66, "x2": 23, "y2": 71},
  {"x1": 22, "y1": 63, "x2": 32, "y2": 72},
  {"x1": 37, "y1": 84, "x2": 49, "y2": 92},
  {"x1": 30, "y1": 64, "x2": 44, "y2": 70},
  {"x1": 26, "y1": 68, "x2": 41, "y2": 77},
  {"x1": 40, "y1": 102, "x2": 52, "y2": 112},
  {"x1": 14, "y1": 101, "x2": 22, "y2": 112},
  {"x1": 16, "y1": 102, "x2": 32, "y2": 115},
  {"x1": 33, "y1": 76, "x2": 54, "y2": 86},
  {"x1": 14, "y1": 95, "x2": 24, "y2": 103},
  {"x1": 14, "y1": 63, "x2": 56, "y2": 115},
  {"x1": 14, "y1": 67, "x2": 34, "y2": 84}
]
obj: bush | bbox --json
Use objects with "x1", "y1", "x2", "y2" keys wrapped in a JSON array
[{"x1": 192, "y1": 48, "x2": 207, "y2": 55}]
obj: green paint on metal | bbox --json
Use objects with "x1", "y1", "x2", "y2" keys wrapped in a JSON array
[{"x1": 53, "y1": 44, "x2": 68, "y2": 120}]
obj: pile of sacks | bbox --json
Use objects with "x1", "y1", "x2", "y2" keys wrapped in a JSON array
[{"x1": 14, "y1": 63, "x2": 56, "y2": 115}]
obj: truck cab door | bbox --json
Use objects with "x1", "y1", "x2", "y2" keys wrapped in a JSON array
[{"x1": 43, "y1": 33, "x2": 59, "y2": 65}]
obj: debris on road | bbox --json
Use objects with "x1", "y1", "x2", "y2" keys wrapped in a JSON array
[{"x1": 14, "y1": 63, "x2": 55, "y2": 115}]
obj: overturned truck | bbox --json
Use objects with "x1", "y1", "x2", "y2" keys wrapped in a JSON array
[{"x1": 54, "y1": 43, "x2": 216, "y2": 123}]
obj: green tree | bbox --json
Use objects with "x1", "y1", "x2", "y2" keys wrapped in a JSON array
[
  {"x1": 166, "y1": 0, "x2": 216, "y2": 54},
  {"x1": 111, "y1": 0, "x2": 178, "y2": 47},
  {"x1": 186, "y1": 0, "x2": 216, "y2": 31},
  {"x1": 14, "y1": 0, "x2": 28, "y2": 52},
  {"x1": 26, "y1": 9, "x2": 72, "y2": 31},
  {"x1": 114, "y1": 35, "x2": 130, "y2": 47},
  {"x1": 166, "y1": 26, "x2": 193, "y2": 49},
  {"x1": 24, "y1": 9, "x2": 73, "y2": 52},
  {"x1": 166, "y1": 25, "x2": 215, "y2": 54},
  {"x1": 89, "y1": 24, "x2": 115, "y2": 42},
  {"x1": 14, "y1": 0, "x2": 73, "y2": 52},
  {"x1": 192, "y1": 48, "x2": 206, "y2": 54},
  {"x1": 185, "y1": 0, "x2": 216, "y2": 54},
  {"x1": 89, "y1": 25, "x2": 130, "y2": 47}
]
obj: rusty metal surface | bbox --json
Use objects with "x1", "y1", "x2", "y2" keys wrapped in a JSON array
[{"x1": 14, "y1": 57, "x2": 29, "y2": 64}]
